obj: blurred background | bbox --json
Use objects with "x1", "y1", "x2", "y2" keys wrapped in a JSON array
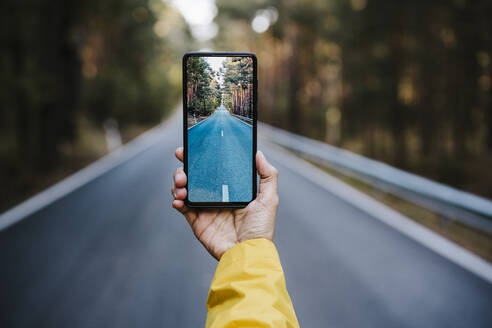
[
  {"x1": 1, "y1": 0, "x2": 492, "y2": 213},
  {"x1": 1, "y1": 1, "x2": 492, "y2": 327},
  {"x1": 0, "y1": 0, "x2": 189, "y2": 211}
]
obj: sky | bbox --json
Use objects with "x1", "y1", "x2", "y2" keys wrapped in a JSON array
[
  {"x1": 167, "y1": 0, "x2": 278, "y2": 42},
  {"x1": 169, "y1": 0, "x2": 218, "y2": 41},
  {"x1": 205, "y1": 56, "x2": 226, "y2": 85}
]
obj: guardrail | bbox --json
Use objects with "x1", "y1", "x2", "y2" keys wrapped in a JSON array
[
  {"x1": 231, "y1": 114, "x2": 253, "y2": 123},
  {"x1": 260, "y1": 122, "x2": 492, "y2": 234}
]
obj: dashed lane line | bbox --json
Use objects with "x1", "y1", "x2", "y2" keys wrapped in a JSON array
[{"x1": 222, "y1": 185, "x2": 229, "y2": 202}]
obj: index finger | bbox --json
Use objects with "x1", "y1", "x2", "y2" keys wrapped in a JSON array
[{"x1": 175, "y1": 147, "x2": 184, "y2": 163}]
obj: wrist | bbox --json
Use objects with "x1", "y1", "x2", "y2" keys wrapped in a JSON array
[
  {"x1": 214, "y1": 240, "x2": 239, "y2": 260},
  {"x1": 238, "y1": 231, "x2": 274, "y2": 244},
  {"x1": 217, "y1": 238, "x2": 277, "y2": 265}
]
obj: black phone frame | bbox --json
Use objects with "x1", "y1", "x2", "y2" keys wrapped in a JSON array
[{"x1": 182, "y1": 51, "x2": 257, "y2": 208}]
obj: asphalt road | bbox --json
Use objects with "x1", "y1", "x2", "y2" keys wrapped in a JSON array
[
  {"x1": 0, "y1": 113, "x2": 491, "y2": 327},
  {"x1": 187, "y1": 106, "x2": 252, "y2": 202}
]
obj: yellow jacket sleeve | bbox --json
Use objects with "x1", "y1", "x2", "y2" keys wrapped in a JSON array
[{"x1": 206, "y1": 238, "x2": 300, "y2": 328}]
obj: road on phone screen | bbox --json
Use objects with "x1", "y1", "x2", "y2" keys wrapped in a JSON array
[
  {"x1": 0, "y1": 110, "x2": 491, "y2": 328},
  {"x1": 187, "y1": 105, "x2": 252, "y2": 202}
]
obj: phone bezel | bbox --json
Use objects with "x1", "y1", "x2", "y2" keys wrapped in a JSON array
[{"x1": 182, "y1": 51, "x2": 257, "y2": 208}]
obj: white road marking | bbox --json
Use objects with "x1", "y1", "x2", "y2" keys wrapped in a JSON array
[
  {"x1": 262, "y1": 139, "x2": 492, "y2": 284},
  {"x1": 221, "y1": 130, "x2": 224, "y2": 137},
  {"x1": 222, "y1": 185, "x2": 229, "y2": 202}
]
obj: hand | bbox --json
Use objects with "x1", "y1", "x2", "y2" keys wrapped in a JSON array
[{"x1": 172, "y1": 147, "x2": 279, "y2": 260}]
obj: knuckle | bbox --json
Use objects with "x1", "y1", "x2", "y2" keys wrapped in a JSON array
[{"x1": 174, "y1": 168, "x2": 184, "y2": 180}]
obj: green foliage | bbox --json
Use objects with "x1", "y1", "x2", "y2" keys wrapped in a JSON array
[
  {"x1": 186, "y1": 57, "x2": 222, "y2": 116},
  {"x1": 0, "y1": 0, "x2": 187, "y2": 209},
  {"x1": 78, "y1": 0, "x2": 182, "y2": 126},
  {"x1": 222, "y1": 57, "x2": 253, "y2": 117}
]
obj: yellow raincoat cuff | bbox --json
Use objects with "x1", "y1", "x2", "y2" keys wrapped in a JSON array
[{"x1": 206, "y1": 238, "x2": 300, "y2": 328}]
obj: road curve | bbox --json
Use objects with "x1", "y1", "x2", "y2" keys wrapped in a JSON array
[{"x1": 0, "y1": 113, "x2": 491, "y2": 327}]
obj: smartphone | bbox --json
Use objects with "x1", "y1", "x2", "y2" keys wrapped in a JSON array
[{"x1": 183, "y1": 52, "x2": 257, "y2": 208}]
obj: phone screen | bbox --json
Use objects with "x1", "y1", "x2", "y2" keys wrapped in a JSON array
[{"x1": 184, "y1": 53, "x2": 256, "y2": 206}]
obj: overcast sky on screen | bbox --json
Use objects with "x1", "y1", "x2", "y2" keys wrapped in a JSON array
[{"x1": 205, "y1": 56, "x2": 225, "y2": 85}]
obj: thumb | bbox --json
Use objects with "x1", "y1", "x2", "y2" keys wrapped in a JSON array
[{"x1": 256, "y1": 151, "x2": 279, "y2": 202}]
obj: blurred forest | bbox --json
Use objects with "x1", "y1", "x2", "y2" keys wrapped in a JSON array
[
  {"x1": 214, "y1": 0, "x2": 492, "y2": 199},
  {"x1": 1, "y1": 0, "x2": 492, "y2": 212},
  {"x1": 0, "y1": 0, "x2": 190, "y2": 211}
]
